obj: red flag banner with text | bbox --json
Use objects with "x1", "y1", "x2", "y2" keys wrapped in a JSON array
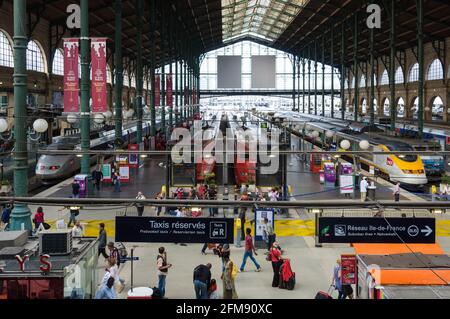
[
  {"x1": 91, "y1": 38, "x2": 107, "y2": 113},
  {"x1": 155, "y1": 74, "x2": 161, "y2": 107},
  {"x1": 63, "y1": 39, "x2": 79, "y2": 113},
  {"x1": 166, "y1": 74, "x2": 173, "y2": 107}
]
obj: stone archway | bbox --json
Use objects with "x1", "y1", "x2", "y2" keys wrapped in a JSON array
[
  {"x1": 396, "y1": 97, "x2": 405, "y2": 118},
  {"x1": 382, "y1": 97, "x2": 390, "y2": 116},
  {"x1": 429, "y1": 96, "x2": 444, "y2": 121},
  {"x1": 361, "y1": 97, "x2": 367, "y2": 115},
  {"x1": 410, "y1": 96, "x2": 418, "y2": 120}
]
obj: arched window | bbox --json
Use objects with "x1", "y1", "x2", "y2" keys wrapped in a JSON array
[
  {"x1": 26, "y1": 40, "x2": 45, "y2": 72},
  {"x1": 383, "y1": 98, "x2": 390, "y2": 116},
  {"x1": 408, "y1": 63, "x2": 419, "y2": 82},
  {"x1": 130, "y1": 74, "x2": 136, "y2": 88},
  {"x1": 360, "y1": 75, "x2": 366, "y2": 88},
  {"x1": 123, "y1": 71, "x2": 130, "y2": 87},
  {"x1": 380, "y1": 70, "x2": 389, "y2": 85},
  {"x1": 427, "y1": 59, "x2": 444, "y2": 80},
  {"x1": 431, "y1": 96, "x2": 444, "y2": 121},
  {"x1": 397, "y1": 97, "x2": 405, "y2": 118},
  {"x1": 0, "y1": 30, "x2": 13, "y2": 67},
  {"x1": 106, "y1": 65, "x2": 112, "y2": 84},
  {"x1": 395, "y1": 67, "x2": 404, "y2": 84},
  {"x1": 52, "y1": 49, "x2": 64, "y2": 76}
]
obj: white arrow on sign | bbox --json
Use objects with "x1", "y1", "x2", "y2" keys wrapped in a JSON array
[{"x1": 421, "y1": 226, "x2": 433, "y2": 237}]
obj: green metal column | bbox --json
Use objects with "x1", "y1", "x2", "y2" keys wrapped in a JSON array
[
  {"x1": 308, "y1": 46, "x2": 311, "y2": 114},
  {"x1": 175, "y1": 52, "x2": 179, "y2": 125},
  {"x1": 160, "y1": 3, "x2": 166, "y2": 135},
  {"x1": 341, "y1": 21, "x2": 346, "y2": 120},
  {"x1": 370, "y1": 28, "x2": 375, "y2": 126},
  {"x1": 330, "y1": 26, "x2": 334, "y2": 119},
  {"x1": 114, "y1": 0, "x2": 123, "y2": 140},
  {"x1": 292, "y1": 55, "x2": 296, "y2": 111},
  {"x1": 136, "y1": 0, "x2": 143, "y2": 144},
  {"x1": 149, "y1": 0, "x2": 156, "y2": 136},
  {"x1": 80, "y1": 0, "x2": 90, "y2": 174},
  {"x1": 389, "y1": 0, "x2": 396, "y2": 131},
  {"x1": 168, "y1": 18, "x2": 173, "y2": 129},
  {"x1": 321, "y1": 36, "x2": 325, "y2": 117},
  {"x1": 302, "y1": 57, "x2": 305, "y2": 113},
  {"x1": 10, "y1": 0, "x2": 31, "y2": 231},
  {"x1": 417, "y1": 0, "x2": 424, "y2": 137},
  {"x1": 353, "y1": 12, "x2": 359, "y2": 123},
  {"x1": 314, "y1": 39, "x2": 318, "y2": 116}
]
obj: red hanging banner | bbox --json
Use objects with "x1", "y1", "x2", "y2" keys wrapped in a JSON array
[
  {"x1": 192, "y1": 86, "x2": 196, "y2": 105},
  {"x1": 63, "y1": 38, "x2": 79, "y2": 113},
  {"x1": 90, "y1": 38, "x2": 107, "y2": 113},
  {"x1": 155, "y1": 74, "x2": 161, "y2": 107},
  {"x1": 341, "y1": 254, "x2": 357, "y2": 285},
  {"x1": 166, "y1": 74, "x2": 173, "y2": 107}
]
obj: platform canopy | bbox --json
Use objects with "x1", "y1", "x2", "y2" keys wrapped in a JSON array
[{"x1": 24, "y1": 0, "x2": 450, "y2": 67}]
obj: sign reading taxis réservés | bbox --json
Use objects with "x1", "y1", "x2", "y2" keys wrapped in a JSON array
[
  {"x1": 318, "y1": 217, "x2": 435, "y2": 244},
  {"x1": 115, "y1": 217, "x2": 234, "y2": 244}
]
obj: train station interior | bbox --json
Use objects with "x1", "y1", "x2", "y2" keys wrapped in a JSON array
[{"x1": 1, "y1": 0, "x2": 450, "y2": 301}]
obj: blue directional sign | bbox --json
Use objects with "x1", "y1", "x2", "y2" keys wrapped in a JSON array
[{"x1": 122, "y1": 256, "x2": 140, "y2": 261}]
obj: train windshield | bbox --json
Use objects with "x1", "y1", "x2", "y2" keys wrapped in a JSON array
[
  {"x1": 46, "y1": 144, "x2": 75, "y2": 151},
  {"x1": 387, "y1": 145, "x2": 417, "y2": 162}
]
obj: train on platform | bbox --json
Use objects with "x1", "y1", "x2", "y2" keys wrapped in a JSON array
[
  {"x1": 35, "y1": 120, "x2": 153, "y2": 184},
  {"x1": 256, "y1": 110, "x2": 429, "y2": 187}
]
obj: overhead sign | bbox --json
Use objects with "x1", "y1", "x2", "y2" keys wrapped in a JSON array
[
  {"x1": 63, "y1": 38, "x2": 79, "y2": 113},
  {"x1": 115, "y1": 217, "x2": 234, "y2": 244},
  {"x1": 318, "y1": 217, "x2": 435, "y2": 244},
  {"x1": 91, "y1": 38, "x2": 107, "y2": 113}
]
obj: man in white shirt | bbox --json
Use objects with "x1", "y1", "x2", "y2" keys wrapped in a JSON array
[{"x1": 360, "y1": 177, "x2": 368, "y2": 202}]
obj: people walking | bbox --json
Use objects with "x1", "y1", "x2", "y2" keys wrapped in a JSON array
[
  {"x1": 113, "y1": 171, "x2": 121, "y2": 192},
  {"x1": 92, "y1": 166, "x2": 103, "y2": 191},
  {"x1": 32, "y1": 207, "x2": 45, "y2": 230},
  {"x1": 157, "y1": 247, "x2": 172, "y2": 298},
  {"x1": 107, "y1": 256, "x2": 125, "y2": 293},
  {"x1": 394, "y1": 182, "x2": 401, "y2": 202},
  {"x1": 239, "y1": 228, "x2": 261, "y2": 272},
  {"x1": 95, "y1": 277, "x2": 117, "y2": 299},
  {"x1": 98, "y1": 223, "x2": 109, "y2": 258},
  {"x1": 262, "y1": 218, "x2": 275, "y2": 251},
  {"x1": 71, "y1": 181, "x2": 80, "y2": 198},
  {"x1": 193, "y1": 263, "x2": 212, "y2": 299},
  {"x1": 107, "y1": 242, "x2": 121, "y2": 267},
  {"x1": 269, "y1": 242, "x2": 283, "y2": 288},
  {"x1": 1, "y1": 202, "x2": 12, "y2": 230},
  {"x1": 222, "y1": 257, "x2": 238, "y2": 299},
  {"x1": 360, "y1": 177, "x2": 368, "y2": 202},
  {"x1": 332, "y1": 259, "x2": 344, "y2": 299},
  {"x1": 135, "y1": 192, "x2": 146, "y2": 217},
  {"x1": 155, "y1": 192, "x2": 164, "y2": 216},
  {"x1": 67, "y1": 205, "x2": 80, "y2": 228}
]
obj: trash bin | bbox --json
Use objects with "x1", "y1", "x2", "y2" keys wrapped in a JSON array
[{"x1": 367, "y1": 186, "x2": 376, "y2": 201}]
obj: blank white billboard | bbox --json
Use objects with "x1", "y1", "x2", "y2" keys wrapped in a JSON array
[
  {"x1": 217, "y1": 56, "x2": 242, "y2": 88},
  {"x1": 251, "y1": 56, "x2": 276, "y2": 88}
]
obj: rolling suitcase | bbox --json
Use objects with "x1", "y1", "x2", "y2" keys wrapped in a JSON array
[{"x1": 315, "y1": 285, "x2": 334, "y2": 299}]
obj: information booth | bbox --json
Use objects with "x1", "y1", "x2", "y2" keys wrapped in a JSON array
[{"x1": 0, "y1": 232, "x2": 99, "y2": 300}]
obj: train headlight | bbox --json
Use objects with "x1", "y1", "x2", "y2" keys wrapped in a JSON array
[
  {"x1": 67, "y1": 114, "x2": 79, "y2": 124},
  {"x1": 325, "y1": 130, "x2": 335, "y2": 138},
  {"x1": 93, "y1": 113, "x2": 105, "y2": 124}
]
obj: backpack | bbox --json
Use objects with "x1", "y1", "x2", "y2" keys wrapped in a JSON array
[
  {"x1": 152, "y1": 287, "x2": 161, "y2": 299},
  {"x1": 116, "y1": 242, "x2": 128, "y2": 262},
  {"x1": 231, "y1": 263, "x2": 238, "y2": 280}
]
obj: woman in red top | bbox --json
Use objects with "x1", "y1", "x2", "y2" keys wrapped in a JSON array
[
  {"x1": 33, "y1": 207, "x2": 45, "y2": 229},
  {"x1": 269, "y1": 242, "x2": 283, "y2": 287}
]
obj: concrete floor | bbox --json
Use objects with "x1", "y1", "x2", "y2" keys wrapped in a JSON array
[{"x1": 105, "y1": 237, "x2": 354, "y2": 299}]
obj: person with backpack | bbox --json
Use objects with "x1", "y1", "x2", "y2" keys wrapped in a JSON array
[
  {"x1": 193, "y1": 263, "x2": 212, "y2": 299},
  {"x1": 72, "y1": 181, "x2": 80, "y2": 198},
  {"x1": 222, "y1": 256, "x2": 238, "y2": 299},
  {"x1": 92, "y1": 166, "x2": 104, "y2": 191},
  {"x1": 239, "y1": 228, "x2": 261, "y2": 273},
  {"x1": 157, "y1": 247, "x2": 172, "y2": 298},
  {"x1": 112, "y1": 171, "x2": 121, "y2": 192}
]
